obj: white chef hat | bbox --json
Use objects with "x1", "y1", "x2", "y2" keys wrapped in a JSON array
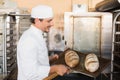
[{"x1": 31, "y1": 5, "x2": 53, "y2": 19}]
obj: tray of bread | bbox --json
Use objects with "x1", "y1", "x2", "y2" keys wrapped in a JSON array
[{"x1": 52, "y1": 48, "x2": 111, "y2": 78}]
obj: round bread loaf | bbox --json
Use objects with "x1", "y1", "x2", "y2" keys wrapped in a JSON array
[
  {"x1": 65, "y1": 50, "x2": 79, "y2": 68},
  {"x1": 84, "y1": 53, "x2": 99, "y2": 72}
]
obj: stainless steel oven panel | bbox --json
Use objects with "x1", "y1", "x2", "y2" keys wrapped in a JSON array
[{"x1": 73, "y1": 17, "x2": 101, "y2": 54}]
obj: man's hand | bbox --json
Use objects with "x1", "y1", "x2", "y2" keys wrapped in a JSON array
[
  {"x1": 49, "y1": 54, "x2": 59, "y2": 64},
  {"x1": 50, "y1": 65, "x2": 69, "y2": 76}
]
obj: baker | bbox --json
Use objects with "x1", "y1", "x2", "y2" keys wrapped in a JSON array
[{"x1": 17, "y1": 5, "x2": 69, "y2": 80}]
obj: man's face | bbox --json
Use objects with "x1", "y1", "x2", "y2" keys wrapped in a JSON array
[{"x1": 37, "y1": 18, "x2": 54, "y2": 33}]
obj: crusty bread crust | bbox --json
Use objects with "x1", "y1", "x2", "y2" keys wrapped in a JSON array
[
  {"x1": 65, "y1": 50, "x2": 79, "y2": 68},
  {"x1": 85, "y1": 53, "x2": 99, "y2": 72}
]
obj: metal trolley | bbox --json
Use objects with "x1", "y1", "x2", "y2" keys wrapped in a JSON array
[
  {"x1": 0, "y1": 12, "x2": 31, "y2": 78},
  {"x1": 111, "y1": 10, "x2": 120, "y2": 80}
]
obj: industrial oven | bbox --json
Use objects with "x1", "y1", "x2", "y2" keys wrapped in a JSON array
[{"x1": 54, "y1": 12, "x2": 113, "y2": 80}]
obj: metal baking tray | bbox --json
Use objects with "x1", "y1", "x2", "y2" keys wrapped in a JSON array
[{"x1": 52, "y1": 49, "x2": 111, "y2": 78}]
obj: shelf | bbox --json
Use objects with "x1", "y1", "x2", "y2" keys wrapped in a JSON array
[
  {"x1": 113, "y1": 63, "x2": 120, "y2": 69},
  {"x1": 115, "y1": 32, "x2": 120, "y2": 34},
  {"x1": 7, "y1": 22, "x2": 16, "y2": 24},
  {"x1": 114, "y1": 52, "x2": 120, "y2": 58},
  {"x1": 6, "y1": 34, "x2": 16, "y2": 37},
  {"x1": 7, "y1": 57, "x2": 16, "y2": 67},
  {"x1": 114, "y1": 42, "x2": 120, "y2": 44},
  {"x1": 7, "y1": 63, "x2": 17, "y2": 74},
  {"x1": 8, "y1": 13, "x2": 30, "y2": 16},
  {"x1": 115, "y1": 21, "x2": 120, "y2": 24},
  {"x1": 7, "y1": 51, "x2": 15, "y2": 58},
  {"x1": 6, "y1": 40, "x2": 16, "y2": 44},
  {"x1": 6, "y1": 48, "x2": 16, "y2": 53},
  {"x1": 6, "y1": 28, "x2": 16, "y2": 31},
  {"x1": 6, "y1": 46, "x2": 16, "y2": 51}
]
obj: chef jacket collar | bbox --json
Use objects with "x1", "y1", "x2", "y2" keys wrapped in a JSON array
[{"x1": 30, "y1": 25, "x2": 44, "y2": 36}]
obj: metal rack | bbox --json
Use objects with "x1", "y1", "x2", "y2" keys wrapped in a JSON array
[
  {"x1": 0, "y1": 13, "x2": 6, "y2": 74},
  {"x1": 10, "y1": 14, "x2": 31, "y2": 40},
  {"x1": 5, "y1": 13, "x2": 17, "y2": 74},
  {"x1": 5, "y1": 13, "x2": 31, "y2": 74},
  {"x1": 0, "y1": 12, "x2": 18, "y2": 74},
  {"x1": 0, "y1": 12, "x2": 31, "y2": 76},
  {"x1": 0, "y1": 14, "x2": 5, "y2": 73},
  {"x1": 111, "y1": 10, "x2": 120, "y2": 80}
]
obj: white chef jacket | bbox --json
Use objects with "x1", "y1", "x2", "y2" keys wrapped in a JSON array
[{"x1": 17, "y1": 25, "x2": 50, "y2": 80}]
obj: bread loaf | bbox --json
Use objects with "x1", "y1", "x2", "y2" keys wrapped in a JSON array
[
  {"x1": 65, "y1": 50, "x2": 79, "y2": 68},
  {"x1": 84, "y1": 53, "x2": 99, "y2": 72}
]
